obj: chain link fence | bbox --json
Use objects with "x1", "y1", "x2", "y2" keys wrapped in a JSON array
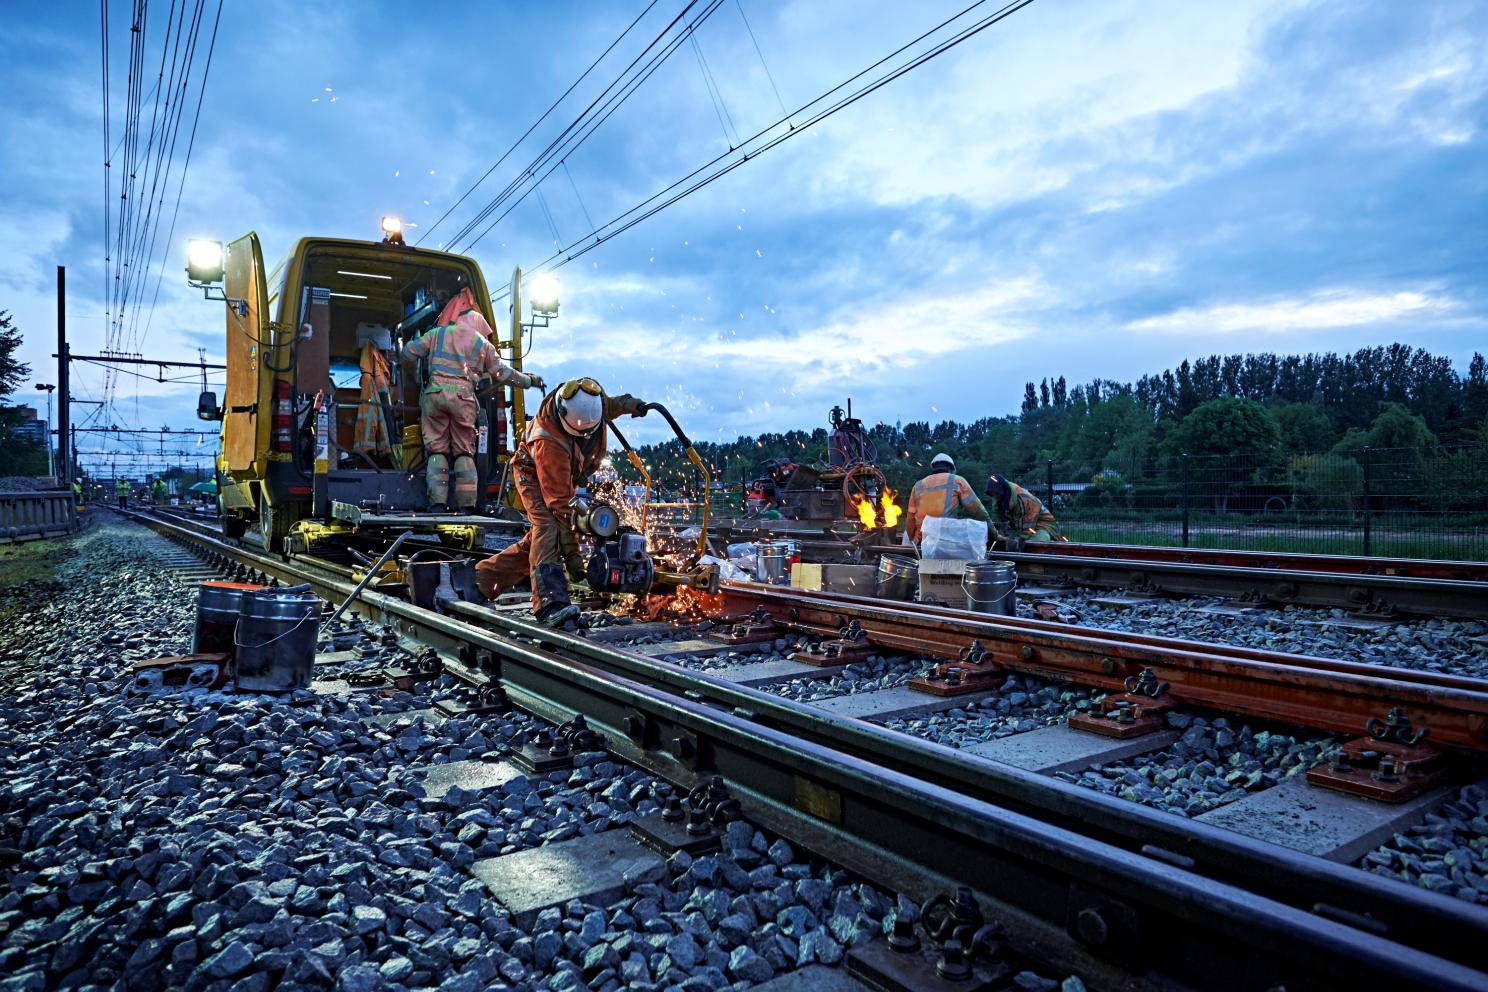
[{"x1": 1023, "y1": 444, "x2": 1488, "y2": 561}]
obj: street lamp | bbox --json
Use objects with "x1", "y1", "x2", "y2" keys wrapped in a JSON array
[{"x1": 34, "y1": 384, "x2": 55, "y2": 477}]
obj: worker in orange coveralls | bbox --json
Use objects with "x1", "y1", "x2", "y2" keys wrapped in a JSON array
[
  {"x1": 985, "y1": 472, "x2": 1066, "y2": 542},
  {"x1": 475, "y1": 378, "x2": 648, "y2": 627},
  {"x1": 904, "y1": 453, "x2": 988, "y2": 543},
  {"x1": 402, "y1": 288, "x2": 544, "y2": 511}
]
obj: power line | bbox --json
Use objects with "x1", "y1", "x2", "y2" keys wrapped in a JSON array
[
  {"x1": 734, "y1": 0, "x2": 788, "y2": 120},
  {"x1": 138, "y1": 0, "x2": 224, "y2": 346},
  {"x1": 458, "y1": 0, "x2": 727, "y2": 252},
  {"x1": 447, "y1": 0, "x2": 720, "y2": 252},
  {"x1": 417, "y1": 0, "x2": 664, "y2": 245},
  {"x1": 504, "y1": 0, "x2": 1037, "y2": 290}
]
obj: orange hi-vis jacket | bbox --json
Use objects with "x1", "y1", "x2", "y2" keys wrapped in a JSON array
[
  {"x1": 906, "y1": 471, "x2": 987, "y2": 542},
  {"x1": 1006, "y1": 481, "x2": 1058, "y2": 535}
]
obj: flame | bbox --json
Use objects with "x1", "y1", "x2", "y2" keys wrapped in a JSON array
[
  {"x1": 880, "y1": 489, "x2": 903, "y2": 528},
  {"x1": 852, "y1": 489, "x2": 903, "y2": 530}
]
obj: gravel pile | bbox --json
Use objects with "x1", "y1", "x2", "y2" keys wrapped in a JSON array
[
  {"x1": 0, "y1": 518, "x2": 1084, "y2": 989},
  {"x1": 1361, "y1": 783, "x2": 1488, "y2": 904},
  {"x1": 884, "y1": 674, "x2": 1101, "y2": 748},
  {"x1": 762, "y1": 655, "x2": 939, "y2": 704},
  {"x1": 1054, "y1": 712, "x2": 1338, "y2": 818},
  {"x1": 1024, "y1": 593, "x2": 1487, "y2": 677}
]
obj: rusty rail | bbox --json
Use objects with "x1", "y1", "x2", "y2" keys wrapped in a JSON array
[
  {"x1": 1023, "y1": 541, "x2": 1488, "y2": 583},
  {"x1": 0, "y1": 490, "x2": 77, "y2": 544},
  {"x1": 706, "y1": 582, "x2": 1488, "y2": 753}
]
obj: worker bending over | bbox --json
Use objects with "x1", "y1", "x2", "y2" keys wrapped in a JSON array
[
  {"x1": 402, "y1": 288, "x2": 545, "y2": 511},
  {"x1": 985, "y1": 472, "x2": 1065, "y2": 542},
  {"x1": 905, "y1": 453, "x2": 988, "y2": 543},
  {"x1": 475, "y1": 378, "x2": 647, "y2": 627}
]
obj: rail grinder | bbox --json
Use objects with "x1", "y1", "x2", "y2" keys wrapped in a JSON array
[{"x1": 570, "y1": 402, "x2": 718, "y2": 599}]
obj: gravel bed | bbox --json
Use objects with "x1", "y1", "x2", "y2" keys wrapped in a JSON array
[
  {"x1": 760, "y1": 655, "x2": 939, "y2": 703},
  {"x1": 0, "y1": 519, "x2": 1084, "y2": 989},
  {"x1": 883, "y1": 674, "x2": 1101, "y2": 748},
  {"x1": 1361, "y1": 783, "x2": 1488, "y2": 905},
  {"x1": 1022, "y1": 592, "x2": 1488, "y2": 678},
  {"x1": 1054, "y1": 711, "x2": 1339, "y2": 818}
]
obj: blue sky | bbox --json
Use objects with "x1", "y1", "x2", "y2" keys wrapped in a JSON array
[{"x1": 2, "y1": 0, "x2": 1485, "y2": 474}]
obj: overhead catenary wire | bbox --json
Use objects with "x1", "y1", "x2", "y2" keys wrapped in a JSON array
[
  {"x1": 501, "y1": 0, "x2": 1037, "y2": 293},
  {"x1": 734, "y1": 0, "x2": 788, "y2": 120},
  {"x1": 459, "y1": 0, "x2": 728, "y2": 252},
  {"x1": 447, "y1": 0, "x2": 722, "y2": 252},
  {"x1": 416, "y1": 0, "x2": 664, "y2": 246}
]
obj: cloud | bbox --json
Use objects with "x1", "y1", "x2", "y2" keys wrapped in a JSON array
[{"x1": 1126, "y1": 288, "x2": 1454, "y2": 335}]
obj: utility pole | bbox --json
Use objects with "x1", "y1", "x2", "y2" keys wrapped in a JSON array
[{"x1": 56, "y1": 266, "x2": 69, "y2": 486}]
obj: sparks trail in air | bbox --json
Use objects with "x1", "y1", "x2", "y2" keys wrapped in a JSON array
[{"x1": 492, "y1": 0, "x2": 1038, "y2": 301}]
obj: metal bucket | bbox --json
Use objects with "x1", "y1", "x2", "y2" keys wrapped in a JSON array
[
  {"x1": 193, "y1": 581, "x2": 266, "y2": 655},
  {"x1": 755, "y1": 540, "x2": 792, "y2": 584},
  {"x1": 234, "y1": 585, "x2": 319, "y2": 692},
  {"x1": 875, "y1": 554, "x2": 919, "y2": 601},
  {"x1": 963, "y1": 560, "x2": 1017, "y2": 616}
]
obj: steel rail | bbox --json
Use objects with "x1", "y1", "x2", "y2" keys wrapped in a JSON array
[
  {"x1": 693, "y1": 522, "x2": 1488, "y2": 617},
  {"x1": 1001, "y1": 548, "x2": 1488, "y2": 619},
  {"x1": 126, "y1": 508, "x2": 1488, "y2": 985},
  {"x1": 769, "y1": 583, "x2": 1488, "y2": 692},
  {"x1": 707, "y1": 584, "x2": 1488, "y2": 752},
  {"x1": 1023, "y1": 541, "x2": 1488, "y2": 584}
]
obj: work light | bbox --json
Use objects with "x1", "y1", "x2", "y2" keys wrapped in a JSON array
[
  {"x1": 529, "y1": 273, "x2": 560, "y2": 316},
  {"x1": 186, "y1": 239, "x2": 225, "y2": 284}
]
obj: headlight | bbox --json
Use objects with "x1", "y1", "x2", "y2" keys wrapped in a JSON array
[{"x1": 381, "y1": 216, "x2": 403, "y2": 236}]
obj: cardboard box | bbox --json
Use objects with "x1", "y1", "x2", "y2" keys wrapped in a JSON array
[
  {"x1": 918, "y1": 558, "x2": 972, "y2": 609},
  {"x1": 791, "y1": 563, "x2": 879, "y2": 596}
]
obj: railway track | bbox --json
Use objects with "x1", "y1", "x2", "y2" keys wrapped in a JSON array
[
  {"x1": 693, "y1": 522, "x2": 1488, "y2": 619},
  {"x1": 117, "y1": 506, "x2": 1488, "y2": 991}
]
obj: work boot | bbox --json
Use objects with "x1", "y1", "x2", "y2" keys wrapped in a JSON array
[{"x1": 535, "y1": 602, "x2": 580, "y2": 628}]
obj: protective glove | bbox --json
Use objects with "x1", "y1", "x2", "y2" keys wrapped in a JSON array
[
  {"x1": 612, "y1": 394, "x2": 647, "y2": 418},
  {"x1": 558, "y1": 527, "x2": 585, "y2": 581},
  {"x1": 524, "y1": 372, "x2": 546, "y2": 392}
]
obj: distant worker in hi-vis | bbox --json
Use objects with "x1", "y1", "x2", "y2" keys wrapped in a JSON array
[
  {"x1": 905, "y1": 453, "x2": 988, "y2": 543},
  {"x1": 985, "y1": 472, "x2": 1066, "y2": 543},
  {"x1": 401, "y1": 287, "x2": 544, "y2": 511}
]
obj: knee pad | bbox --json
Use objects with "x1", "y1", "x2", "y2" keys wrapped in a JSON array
[
  {"x1": 452, "y1": 455, "x2": 478, "y2": 509},
  {"x1": 426, "y1": 453, "x2": 450, "y2": 503}
]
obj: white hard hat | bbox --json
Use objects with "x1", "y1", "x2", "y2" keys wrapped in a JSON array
[
  {"x1": 556, "y1": 379, "x2": 605, "y2": 436},
  {"x1": 931, "y1": 452, "x2": 955, "y2": 470}
]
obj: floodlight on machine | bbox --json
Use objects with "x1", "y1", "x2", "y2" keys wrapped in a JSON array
[
  {"x1": 380, "y1": 216, "x2": 405, "y2": 245},
  {"x1": 529, "y1": 273, "x2": 560, "y2": 317},
  {"x1": 185, "y1": 238, "x2": 247, "y2": 316}
]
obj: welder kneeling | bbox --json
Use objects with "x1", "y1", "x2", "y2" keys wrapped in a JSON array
[{"x1": 475, "y1": 378, "x2": 647, "y2": 626}]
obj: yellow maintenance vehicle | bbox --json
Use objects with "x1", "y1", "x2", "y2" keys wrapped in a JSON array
[
  {"x1": 187, "y1": 217, "x2": 546, "y2": 552},
  {"x1": 186, "y1": 217, "x2": 718, "y2": 599}
]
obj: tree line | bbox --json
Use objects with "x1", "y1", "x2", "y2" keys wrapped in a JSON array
[
  {"x1": 629, "y1": 344, "x2": 1488, "y2": 504},
  {"x1": 0, "y1": 312, "x2": 49, "y2": 478}
]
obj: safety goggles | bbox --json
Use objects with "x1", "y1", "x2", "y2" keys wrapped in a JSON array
[{"x1": 557, "y1": 377, "x2": 603, "y2": 400}]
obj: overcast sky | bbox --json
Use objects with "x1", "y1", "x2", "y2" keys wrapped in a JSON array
[{"x1": 2, "y1": 0, "x2": 1485, "y2": 473}]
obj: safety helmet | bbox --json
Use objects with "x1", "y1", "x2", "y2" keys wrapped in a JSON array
[
  {"x1": 555, "y1": 378, "x2": 605, "y2": 436},
  {"x1": 930, "y1": 452, "x2": 955, "y2": 471}
]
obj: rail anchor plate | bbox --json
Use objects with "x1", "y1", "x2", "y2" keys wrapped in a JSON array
[
  {"x1": 1067, "y1": 694, "x2": 1177, "y2": 738},
  {"x1": 1305, "y1": 738, "x2": 1447, "y2": 802}
]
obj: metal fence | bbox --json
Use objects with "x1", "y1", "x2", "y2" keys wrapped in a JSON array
[{"x1": 1025, "y1": 444, "x2": 1488, "y2": 561}]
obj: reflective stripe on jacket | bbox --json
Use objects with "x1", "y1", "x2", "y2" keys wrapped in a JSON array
[
  {"x1": 1007, "y1": 481, "x2": 1057, "y2": 534},
  {"x1": 906, "y1": 471, "x2": 986, "y2": 541}
]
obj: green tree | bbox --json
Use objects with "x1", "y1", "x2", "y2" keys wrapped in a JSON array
[
  {"x1": 1161, "y1": 397, "x2": 1282, "y2": 465},
  {"x1": 0, "y1": 310, "x2": 44, "y2": 477},
  {"x1": 1270, "y1": 401, "x2": 1334, "y2": 454}
]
